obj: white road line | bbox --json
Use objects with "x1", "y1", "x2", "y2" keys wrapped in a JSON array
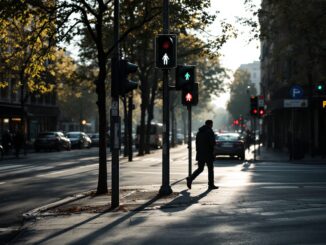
[
  {"x1": 0, "y1": 182, "x2": 6, "y2": 185},
  {"x1": 36, "y1": 164, "x2": 98, "y2": 177}
]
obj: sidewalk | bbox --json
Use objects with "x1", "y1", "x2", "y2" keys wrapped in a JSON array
[{"x1": 253, "y1": 145, "x2": 326, "y2": 164}]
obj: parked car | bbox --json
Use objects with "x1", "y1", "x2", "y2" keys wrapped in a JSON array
[
  {"x1": 136, "y1": 123, "x2": 163, "y2": 149},
  {"x1": 214, "y1": 132, "x2": 245, "y2": 160},
  {"x1": 34, "y1": 132, "x2": 71, "y2": 152},
  {"x1": 66, "y1": 131, "x2": 92, "y2": 149},
  {"x1": 0, "y1": 144, "x2": 3, "y2": 160},
  {"x1": 90, "y1": 133, "x2": 100, "y2": 147}
]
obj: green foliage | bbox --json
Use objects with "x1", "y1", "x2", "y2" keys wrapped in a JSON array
[
  {"x1": 0, "y1": 4, "x2": 56, "y2": 94},
  {"x1": 227, "y1": 69, "x2": 257, "y2": 120}
]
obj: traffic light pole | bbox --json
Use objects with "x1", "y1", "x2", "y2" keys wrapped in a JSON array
[
  {"x1": 187, "y1": 105, "x2": 192, "y2": 177},
  {"x1": 111, "y1": 0, "x2": 120, "y2": 208},
  {"x1": 128, "y1": 94, "x2": 133, "y2": 162},
  {"x1": 159, "y1": 0, "x2": 173, "y2": 196}
]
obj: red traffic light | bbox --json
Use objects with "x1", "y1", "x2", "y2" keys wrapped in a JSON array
[
  {"x1": 259, "y1": 108, "x2": 265, "y2": 116},
  {"x1": 253, "y1": 109, "x2": 258, "y2": 114},
  {"x1": 234, "y1": 120, "x2": 239, "y2": 125}
]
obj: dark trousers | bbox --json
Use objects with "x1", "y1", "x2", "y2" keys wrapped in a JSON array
[{"x1": 189, "y1": 160, "x2": 214, "y2": 186}]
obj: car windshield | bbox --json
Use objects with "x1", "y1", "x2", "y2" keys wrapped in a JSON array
[
  {"x1": 38, "y1": 133, "x2": 56, "y2": 138},
  {"x1": 217, "y1": 134, "x2": 239, "y2": 141},
  {"x1": 91, "y1": 134, "x2": 99, "y2": 138},
  {"x1": 66, "y1": 133, "x2": 80, "y2": 138}
]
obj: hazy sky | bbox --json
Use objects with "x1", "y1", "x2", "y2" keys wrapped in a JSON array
[{"x1": 209, "y1": 0, "x2": 261, "y2": 108}]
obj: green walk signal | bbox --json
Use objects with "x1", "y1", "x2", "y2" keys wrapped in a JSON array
[
  {"x1": 175, "y1": 65, "x2": 195, "y2": 90},
  {"x1": 185, "y1": 72, "x2": 191, "y2": 80}
]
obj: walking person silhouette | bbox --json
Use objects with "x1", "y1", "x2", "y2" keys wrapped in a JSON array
[{"x1": 187, "y1": 120, "x2": 218, "y2": 190}]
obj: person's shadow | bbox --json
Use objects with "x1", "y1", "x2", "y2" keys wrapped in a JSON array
[{"x1": 160, "y1": 189, "x2": 212, "y2": 213}]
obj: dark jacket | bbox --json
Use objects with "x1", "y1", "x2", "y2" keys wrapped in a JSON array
[{"x1": 196, "y1": 125, "x2": 215, "y2": 162}]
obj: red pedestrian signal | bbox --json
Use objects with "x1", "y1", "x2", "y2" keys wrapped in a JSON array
[
  {"x1": 155, "y1": 34, "x2": 177, "y2": 69},
  {"x1": 182, "y1": 83, "x2": 198, "y2": 106},
  {"x1": 185, "y1": 92, "x2": 193, "y2": 102}
]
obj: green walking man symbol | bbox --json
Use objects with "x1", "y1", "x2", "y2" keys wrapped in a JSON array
[{"x1": 185, "y1": 72, "x2": 191, "y2": 80}]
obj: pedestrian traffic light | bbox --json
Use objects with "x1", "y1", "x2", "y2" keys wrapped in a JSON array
[
  {"x1": 112, "y1": 58, "x2": 138, "y2": 97},
  {"x1": 155, "y1": 34, "x2": 177, "y2": 69},
  {"x1": 175, "y1": 65, "x2": 195, "y2": 90},
  {"x1": 250, "y1": 96, "x2": 258, "y2": 116},
  {"x1": 182, "y1": 82, "x2": 198, "y2": 106}
]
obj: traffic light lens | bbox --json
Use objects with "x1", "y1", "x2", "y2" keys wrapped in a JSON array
[
  {"x1": 317, "y1": 85, "x2": 323, "y2": 90},
  {"x1": 185, "y1": 93, "x2": 193, "y2": 102},
  {"x1": 162, "y1": 41, "x2": 170, "y2": 49}
]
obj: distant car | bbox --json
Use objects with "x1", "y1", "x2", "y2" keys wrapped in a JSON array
[
  {"x1": 214, "y1": 133, "x2": 245, "y2": 160},
  {"x1": 34, "y1": 132, "x2": 71, "y2": 152},
  {"x1": 0, "y1": 144, "x2": 3, "y2": 160},
  {"x1": 176, "y1": 133, "x2": 184, "y2": 144},
  {"x1": 90, "y1": 133, "x2": 100, "y2": 147},
  {"x1": 66, "y1": 132, "x2": 92, "y2": 149}
]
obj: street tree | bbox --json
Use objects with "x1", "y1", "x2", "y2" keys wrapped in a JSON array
[
  {"x1": 227, "y1": 68, "x2": 257, "y2": 120},
  {"x1": 1, "y1": 0, "x2": 163, "y2": 195},
  {"x1": 0, "y1": 5, "x2": 56, "y2": 129}
]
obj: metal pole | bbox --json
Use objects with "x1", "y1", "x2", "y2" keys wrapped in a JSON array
[
  {"x1": 159, "y1": 0, "x2": 172, "y2": 195},
  {"x1": 188, "y1": 105, "x2": 192, "y2": 177},
  {"x1": 128, "y1": 94, "x2": 133, "y2": 162},
  {"x1": 111, "y1": 0, "x2": 120, "y2": 208},
  {"x1": 253, "y1": 117, "x2": 256, "y2": 161}
]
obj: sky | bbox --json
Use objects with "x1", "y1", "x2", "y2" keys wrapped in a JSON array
[{"x1": 208, "y1": 0, "x2": 261, "y2": 108}]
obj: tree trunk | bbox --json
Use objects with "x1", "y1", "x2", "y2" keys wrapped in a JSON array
[
  {"x1": 96, "y1": 52, "x2": 108, "y2": 194},
  {"x1": 123, "y1": 96, "x2": 128, "y2": 157},
  {"x1": 138, "y1": 75, "x2": 149, "y2": 156}
]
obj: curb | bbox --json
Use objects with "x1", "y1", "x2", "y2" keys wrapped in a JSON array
[{"x1": 22, "y1": 190, "x2": 93, "y2": 220}]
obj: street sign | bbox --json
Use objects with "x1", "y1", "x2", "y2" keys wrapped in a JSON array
[
  {"x1": 289, "y1": 85, "x2": 304, "y2": 99},
  {"x1": 284, "y1": 99, "x2": 308, "y2": 108}
]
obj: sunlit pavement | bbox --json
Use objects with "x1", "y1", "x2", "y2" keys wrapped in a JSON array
[{"x1": 8, "y1": 144, "x2": 326, "y2": 244}]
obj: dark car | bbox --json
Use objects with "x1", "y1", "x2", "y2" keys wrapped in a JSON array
[
  {"x1": 90, "y1": 133, "x2": 99, "y2": 147},
  {"x1": 34, "y1": 132, "x2": 71, "y2": 152},
  {"x1": 66, "y1": 132, "x2": 92, "y2": 149},
  {"x1": 0, "y1": 144, "x2": 3, "y2": 160},
  {"x1": 214, "y1": 133, "x2": 245, "y2": 160}
]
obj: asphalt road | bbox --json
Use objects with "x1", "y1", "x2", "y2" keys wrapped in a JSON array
[{"x1": 2, "y1": 144, "x2": 326, "y2": 244}]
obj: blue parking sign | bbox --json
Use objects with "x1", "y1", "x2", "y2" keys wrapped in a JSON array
[{"x1": 290, "y1": 85, "x2": 304, "y2": 99}]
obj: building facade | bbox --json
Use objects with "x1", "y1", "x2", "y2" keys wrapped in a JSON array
[
  {"x1": 0, "y1": 81, "x2": 59, "y2": 142},
  {"x1": 260, "y1": 0, "x2": 326, "y2": 156},
  {"x1": 239, "y1": 61, "x2": 261, "y2": 94}
]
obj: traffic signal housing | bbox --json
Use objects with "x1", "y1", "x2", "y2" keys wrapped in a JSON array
[
  {"x1": 250, "y1": 96, "x2": 258, "y2": 116},
  {"x1": 175, "y1": 65, "x2": 195, "y2": 90},
  {"x1": 112, "y1": 58, "x2": 138, "y2": 97},
  {"x1": 155, "y1": 34, "x2": 177, "y2": 69},
  {"x1": 182, "y1": 82, "x2": 198, "y2": 106}
]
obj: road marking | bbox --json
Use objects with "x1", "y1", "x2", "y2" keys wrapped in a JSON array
[
  {"x1": 36, "y1": 164, "x2": 98, "y2": 177},
  {"x1": 0, "y1": 182, "x2": 6, "y2": 185}
]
